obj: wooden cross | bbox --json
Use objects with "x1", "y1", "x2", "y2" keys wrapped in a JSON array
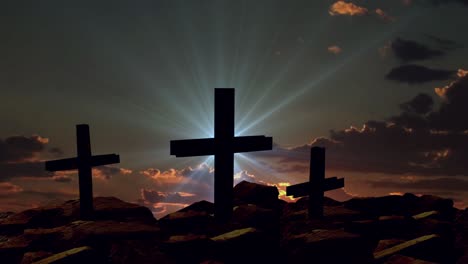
[
  {"x1": 45, "y1": 124, "x2": 120, "y2": 219},
  {"x1": 286, "y1": 147, "x2": 344, "y2": 218},
  {"x1": 170, "y1": 88, "x2": 272, "y2": 221}
]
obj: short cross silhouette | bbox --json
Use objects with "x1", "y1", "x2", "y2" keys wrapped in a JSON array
[
  {"x1": 45, "y1": 124, "x2": 120, "y2": 219},
  {"x1": 286, "y1": 147, "x2": 344, "y2": 218}
]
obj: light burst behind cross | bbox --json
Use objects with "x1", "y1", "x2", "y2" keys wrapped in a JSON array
[{"x1": 170, "y1": 88, "x2": 272, "y2": 221}]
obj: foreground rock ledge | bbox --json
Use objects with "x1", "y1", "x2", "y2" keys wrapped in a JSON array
[{"x1": 0, "y1": 181, "x2": 465, "y2": 264}]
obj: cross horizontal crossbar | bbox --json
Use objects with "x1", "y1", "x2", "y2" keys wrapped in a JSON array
[
  {"x1": 45, "y1": 154, "x2": 120, "y2": 172},
  {"x1": 170, "y1": 136, "x2": 272, "y2": 157},
  {"x1": 286, "y1": 177, "x2": 344, "y2": 198}
]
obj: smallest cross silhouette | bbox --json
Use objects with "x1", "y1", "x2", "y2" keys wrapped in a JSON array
[
  {"x1": 45, "y1": 124, "x2": 120, "y2": 219},
  {"x1": 286, "y1": 147, "x2": 344, "y2": 218}
]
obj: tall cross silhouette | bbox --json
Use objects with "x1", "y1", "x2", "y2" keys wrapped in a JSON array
[
  {"x1": 45, "y1": 124, "x2": 120, "y2": 219},
  {"x1": 286, "y1": 147, "x2": 344, "y2": 218},
  {"x1": 171, "y1": 88, "x2": 272, "y2": 221}
]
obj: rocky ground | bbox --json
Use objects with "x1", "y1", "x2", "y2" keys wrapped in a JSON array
[{"x1": 0, "y1": 180, "x2": 466, "y2": 264}]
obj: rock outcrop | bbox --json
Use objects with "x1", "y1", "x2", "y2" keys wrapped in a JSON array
[{"x1": 0, "y1": 182, "x2": 465, "y2": 263}]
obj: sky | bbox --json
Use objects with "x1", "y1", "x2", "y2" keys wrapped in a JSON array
[{"x1": 1, "y1": 0, "x2": 468, "y2": 218}]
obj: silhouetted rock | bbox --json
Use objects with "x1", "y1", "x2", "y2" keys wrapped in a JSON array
[
  {"x1": 374, "y1": 239, "x2": 406, "y2": 253},
  {"x1": 0, "y1": 197, "x2": 156, "y2": 236},
  {"x1": 384, "y1": 254, "x2": 437, "y2": 264},
  {"x1": 0, "y1": 212, "x2": 14, "y2": 220},
  {"x1": 232, "y1": 204, "x2": 278, "y2": 229},
  {"x1": 233, "y1": 181, "x2": 279, "y2": 209},
  {"x1": 377, "y1": 215, "x2": 417, "y2": 239},
  {"x1": 28, "y1": 246, "x2": 99, "y2": 264},
  {"x1": 344, "y1": 194, "x2": 455, "y2": 220},
  {"x1": 282, "y1": 229, "x2": 375, "y2": 263},
  {"x1": 20, "y1": 251, "x2": 53, "y2": 264},
  {"x1": 0, "y1": 183, "x2": 465, "y2": 263},
  {"x1": 211, "y1": 227, "x2": 279, "y2": 264},
  {"x1": 162, "y1": 234, "x2": 214, "y2": 263},
  {"x1": 109, "y1": 240, "x2": 175, "y2": 264},
  {"x1": 455, "y1": 208, "x2": 468, "y2": 264},
  {"x1": 0, "y1": 220, "x2": 162, "y2": 259},
  {"x1": 179, "y1": 200, "x2": 214, "y2": 214},
  {"x1": 374, "y1": 234, "x2": 454, "y2": 263},
  {"x1": 345, "y1": 219, "x2": 379, "y2": 236},
  {"x1": 160, "y1": 206, "x2": 213, "y2": 235}
]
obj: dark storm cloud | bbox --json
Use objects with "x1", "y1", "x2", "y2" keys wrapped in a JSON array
[
  {"x1": 368, "y1": 177, "x2": 468, "y2": 191},
  {"x1": 399, "y1": 93, "x2": 434, "y2": 115},
  {"x1": 0, "y1": 135, "x2": 53, "y2": 181},
  {"x1": 425, "y1": 35, "x2": 461, "y2": 50},
  {"x1": 268, "y1": 123, "x2": 468, "y2": 176},
  {"x1": 429, "y1": 0, "x2": 468, "y2": 6},
  {"x1": 0, "y1": 135, "x2": 131, "y2": 181},
  {"x1": 386, "y1": 64, "x2": 455, "y2": 84},
  {"x1": 263, "y1": 72, "x2": 468, "y2": 177},
  {"x1": 48, "y1": 147, "x2": 64, "y2": 157},
  {"x1": 0, "y1": 161, "x2": 52, "y2": 181},
  {"x1": 391, "y1": 38, "x2": 444, "y2": 62},
  {"x1": 0, "y1": 135, "x2": 48, "y2": 162},
  {"x1": 429, "y1": 70, "x2": 468, "y2": 131},
  {"x1": 409, "y1": 0, "x2": 468, "y2": 6}
]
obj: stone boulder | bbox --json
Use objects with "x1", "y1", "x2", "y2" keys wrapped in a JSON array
[
  {"x1": 232, "y1": 204, "x2": 278, "y2": 230},
  {"x1": 233, "y1": 181, "x2": 280, "y2": 209},
  {"x1": 0, "y1": 197, "x2": 156, "y2": 236},
  {"x1": 162, "y1": 234, "x2": 214, "y2": 263},
  {"x1": 20, "y1": 251, "x2": 53, "y2": 264},
  {"x1": 455, "y1": 208, "x2": 468, "y2": 264},
  {"x1": 384, "y1": 254, "x2": 438, "y2": 264},
  {"x1": 377, "y1": 216, "x2": 417, "y2": 239},
  {"x1": 210, "y1": 227, "x2": 279, "y2": 263},
  {"x1": 282, "y1": 229, "x2": 375, "y2": 264},
  {"x1": 159, "y1": 201, "x2": 215, "y2": 235},
  {"x1": 345, "y1": 194, "x2": 455, "y2": 220},
  {"x1": 374, "y1": 234, "x2": 455, "y2": 263},
  {"x1": 108, "y1": 240, "x2": 175, "y2": 264},
  {"x1": 0, "y1": 220, "x2": 162, "y2": 262},
  {"x1": 27, "y1": 246, "x2": 99, "y2": 264}
]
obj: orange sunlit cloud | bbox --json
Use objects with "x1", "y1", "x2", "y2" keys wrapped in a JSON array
[
  {"x1": 435, "y1": 68, "x2": 468, "y2": 98},
  {"x1": 375, "y1": 9, "x2": 395, "y2": 22},
  {"x1": 329, "y1": 1, "x2": 368, "y2": 16},
  {"x1": 328, "y1": 45, "x2": 342, "y2": 54},
  {"x1": 0, "y1": 182, "x2": 23, "y2": 195},
  {"x1": 458, "y1": 68, "x2": 468, "y2": 78},
  {"x1": 268, "y1": 182, "x2": 298, "y2": 202}
]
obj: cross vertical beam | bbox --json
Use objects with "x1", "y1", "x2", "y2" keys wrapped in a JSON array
[
  {"x1": 309, "y1": 147, "x2": 325, "y2": 217},
  {"x1": 214, "y1": 89, "x2": 235, "y2": 222},
  {"x1": 76, "y1": 125, "x2": 94, "y2": 219}
]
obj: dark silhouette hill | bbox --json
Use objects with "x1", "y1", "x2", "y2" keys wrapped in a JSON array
[{"x1": 0, "y1": 181, "x2": 466, "y2": 263}]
